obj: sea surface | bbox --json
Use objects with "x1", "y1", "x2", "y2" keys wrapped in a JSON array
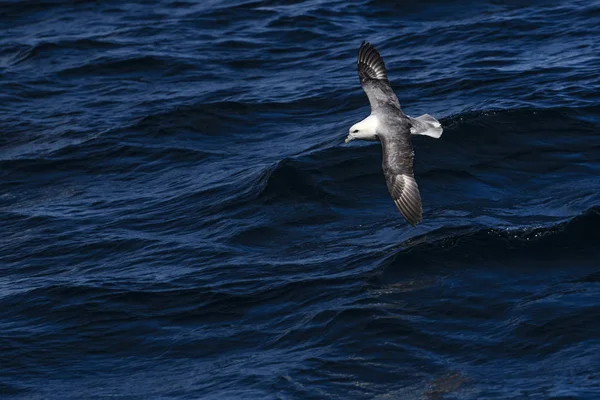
[{"x1": 1, "y1": 0, "x2": 600, "y2": 398}]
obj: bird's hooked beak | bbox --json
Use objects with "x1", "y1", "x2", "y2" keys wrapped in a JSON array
[{"x1": 344, "y1": 134, "x2": 355, "y2": 144}]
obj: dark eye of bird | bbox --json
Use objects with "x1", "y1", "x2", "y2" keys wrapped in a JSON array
[{"x1": 353, "y1": 129, "x2": 359, "y2": 133}]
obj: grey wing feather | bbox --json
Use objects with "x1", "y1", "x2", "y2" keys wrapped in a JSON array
[
  {"x1": 357, "y1": 41, "x2": 402, "y2": 112},
  {"x1": 379, "y1": 133, "x2": 423, "y2": 226}
]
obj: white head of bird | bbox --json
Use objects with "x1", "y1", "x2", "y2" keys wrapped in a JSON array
[{"x1": 345, "y1": 114, "x2": 380, "y2": 143}]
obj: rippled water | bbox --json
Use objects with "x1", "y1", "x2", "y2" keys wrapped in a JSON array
[{"x1": 1, "y1": 0, "x2": 600, "y2": 398}]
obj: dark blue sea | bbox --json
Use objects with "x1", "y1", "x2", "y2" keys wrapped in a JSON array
[{"x1": 1, "y1": 0, "x2": 600, "y2": 398}]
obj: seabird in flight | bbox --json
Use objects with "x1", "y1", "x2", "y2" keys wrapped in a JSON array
[{"x1": 345, "y1": 41, "x2": 443, "y2": 226}]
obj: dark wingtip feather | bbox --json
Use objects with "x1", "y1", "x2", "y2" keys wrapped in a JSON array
[
  {"x1": 357, "y1": 41, "x2": 388, "y2": 82},
  {"x1": 395, "y1": 198, "x2": 423, "y2": 227},
  {"x1": 388, "y1": 174, "x2": 423, "y2": 227}
]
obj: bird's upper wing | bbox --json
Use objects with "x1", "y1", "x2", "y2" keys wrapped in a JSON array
[
  {"x1": 358, "y1": 41, "x2": 401, "y2": 112},
  {"x1": 379, "y1": 132, "x2": 422, "y2": 226}
]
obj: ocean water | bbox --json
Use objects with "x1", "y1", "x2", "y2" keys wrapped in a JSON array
[{"x1": 1, "y1": 0, "x2": 600, "y2": 398}]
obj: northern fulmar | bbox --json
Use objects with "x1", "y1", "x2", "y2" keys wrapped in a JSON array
[{"x1": 345, "y1": 41, "x2": 443, "y2": 226}]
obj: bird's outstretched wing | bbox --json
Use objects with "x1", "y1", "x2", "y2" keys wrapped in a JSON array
[
  {"x1": 379, "y1": 133, "x2": 422, "y2": 226},
  {"x1": 358, "y1": 41, "x2": 401, "y2": 112}
]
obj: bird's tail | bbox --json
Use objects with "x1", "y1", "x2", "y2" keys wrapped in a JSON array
[{"x1": 409, "y1": 114, "x2": 443, "y2": 138}]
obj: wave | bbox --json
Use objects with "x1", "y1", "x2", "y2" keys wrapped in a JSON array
[
  {"x1": 56, "y1": 55, "x2": 197, "y2": 78},
  {"x1": 2, "y1": 100, "x2": 598, "y2": 252},
  {"x1": 0, "y1": 141, "x2": 222, "y2": 181},
  {"x1": 375, "y1": 206, "x2": 600, "y2": 276},
  {"x1": 9, "y1": 38, "x2": 120, "y2": 66},
  {"x1": 3, "y1": 207, "x2": 597, "y2": 339}
]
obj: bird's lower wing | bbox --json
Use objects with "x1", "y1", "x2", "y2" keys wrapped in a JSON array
[
  {"x1": 384, "y1": 172, "x2": 422, "y2": 226},
  {"x1": 380, "y1": 134, "x2": 423, "y2": 226}
]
